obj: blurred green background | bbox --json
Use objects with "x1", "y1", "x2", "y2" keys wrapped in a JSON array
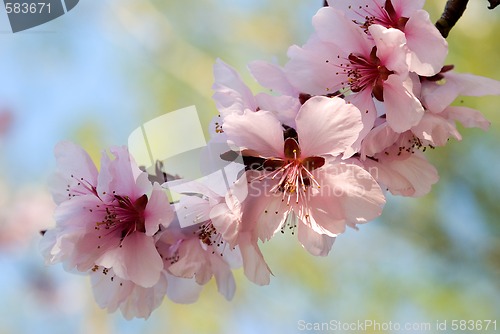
[{"x1": 0, "y1": 1, "x2": 499, "y2": 333}]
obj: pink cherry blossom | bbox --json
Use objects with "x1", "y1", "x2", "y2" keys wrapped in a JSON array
[
  {"x1": 156, "y1": 214, "x2": 241, "y2": 300},
  {"x1": 223, "y1": 96, "x2": 385, "y2": 254},
  {"x1": 42, "y1": 142, "x2": 173, "y2": 288},
  {"x1": 169, "y1": 178, "x2": 270, "y2": 285},
  {"x1": 285, "y1": 7, "x2": 424, "y2": 133},
  {"x1": 327, "y1": 0, "x2": 448, "y2": 76}
]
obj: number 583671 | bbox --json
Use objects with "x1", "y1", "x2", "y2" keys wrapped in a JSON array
[{"x1": 5, "y1": 2, "x2": 51, "y2": 14}]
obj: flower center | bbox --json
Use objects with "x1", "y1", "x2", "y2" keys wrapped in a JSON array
[
  {"x1": 95, "y1": 194, "x2": 148, "y2": 240},
  {"x1": 354, "y1": 0, "x2": 409, "y2": 32},
  {"x1": 195, "y1": 222, "x2": 225, "y2": 252},
  {"x1": 262, "y1": 137, "x2": 325, "y2": 205},
  {"x1": 345, "y1": 47, "x2": 394, "y2": 101}
]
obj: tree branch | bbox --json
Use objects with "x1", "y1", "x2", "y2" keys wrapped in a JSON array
[
  {"x1": 323, "y1": 0, "x2": 328, "y2": 7},
  {"x1": 488, "y1": 0, "x2": 500, "y2": 9},
  {"x1": 435, "y1": 0, "x2": 469, "y2": 38}
]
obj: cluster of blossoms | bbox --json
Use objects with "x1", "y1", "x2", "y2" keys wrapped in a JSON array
[{"x1": 41, "y1": 0, "x2": 500, "y2": 319}]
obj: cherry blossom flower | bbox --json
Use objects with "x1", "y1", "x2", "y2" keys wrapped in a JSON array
[
  {"x1": 285, "y1": 7, "x2": 424, "y2": 133},
  {"x1": 169, "y1": 178, "x2": 269, "y2": 285},
  {"x1": 41, "y1": 142, "x2": 173, "y2": 288},
  {"x1": 223, "y1": 96, "x2": 385, "y2": 255},
  {"x1": 327, "y1": 0, "x2": 448, "y2": 76},
  {"x1": 355, "y1": 66, "x2": 500, "y2": 196},
  {"x1": 89, "y1": 227, "x2": 212, "y2": 319}
]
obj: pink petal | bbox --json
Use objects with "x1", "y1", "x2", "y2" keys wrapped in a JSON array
[
  {"x1": 445, "y1": 106, "x2": 490, "y2": 131},
  {"x1": 238, "y1": 232, "x2": 272, "y2": 286},
  {"x1": 363, "y1": 157, "x2": 414, "y2": 196},
  {"x1": 119, "y1": 274, "x2": 168, "y2": 320},
  {"x1": 343, "y1": 90, "x2": 378, "y2": 156},
  {"x1": 297, "y1": 221, "x2": 336, "y2": 256},
  {"x1": 212, "y1": 58, "x2": 257, "y2": 116},
  {"x1": 166, "y1": 275, "x2": 203, "y2": 304},
  {"x1": 98, "y1": 232, "x2": 163, "y2": 288},
  {"x1": 248, "y1": 60, "x2": 297, "y2": 96},
  {"x1": 303, "y1": 163, "x2": 384, "y2": 233},
  {"x1": 296, "y1": 96, "x2": 363, "y2": 157},
  {"x1": 360, "y1": 122, "x2": 400, "y2": 157},
  {"x1": 285, "y1": 38, "x2": 347, "y2": 95},
  {"x1": 329, "y1": 164, "x2": 386, "y2": 223},
  {"x1": 237, "y1": 172, "x2": 287, "y2": 241},
  {"x1": 210, "y1": 254, "x2": 237, "y2": 300},
  {"x1": 50, "y1": 141, "x2": 98, "y2": 204},
  {"x1": 445, "y1": 72, "x2": 500, "y2": 96},
  {"x1": 420, "y1": 80, "x2": 458, "y2": 113},
  {"x1": 384, "y1": 74, "x2": 424, "y2": 132},
  {"x1": 369, "y1": 25, "x2": 408, "y2": 75},
  {"x1": 368, "y1": 151, "x2": 439, "y2": 197},
  {"x1": 223, "y1": 110, "x2": 284, "y2": 158},
  {"x1": 210, "y1": 202, "x2": 240, "y2": 246},
  {"x1": 144, "y1": 183, "x2": 174, "y2": 236},
  {"x1": 90, "y1": 268, "x2": 134, "y2": 312},
  {"x1": 411, "y1": 113, "x2": 461, "y2": 146},
  {"x1": 168, "y1": 238, "x2": 205, "y2": 280},
  {"x1": 97, "y1": 146, "x2": 151, "y2": 202},
  {"x1": 422, "y1": 72, "x2": 500, "y2": 113},
  {"x1": 313, "y1": 7, "x2": 372, "y2": 55},
  {"x1": 298, "y1": 172, "x2": 350, "y2": 237},
  {"x1": 326, "y1": 0, "x2": 384, "y2": 21},
  {"x1": 255, "y1": 93, "x2": 300, "y2": 128},
  {"x1": 392, "y1": 0, "x2": 425, "y2": 17},
  {"x1": 405, "y1": 10, "x2": 448, "y2": 76}
]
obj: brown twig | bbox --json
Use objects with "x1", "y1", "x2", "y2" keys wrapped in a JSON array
[
  {"x1": 488, "y1": 0, "x2": 500, "y2": 9},
  {"x1": 435, "y1": 0, "x2": 469, "y2": 38},
  {"x1": 323, "y1": 0, "x2": 328, "y2": 7}
]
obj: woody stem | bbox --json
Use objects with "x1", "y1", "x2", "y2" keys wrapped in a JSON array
[{"x1": 435, "y1": 0, "x2": 469, "y2": 38}]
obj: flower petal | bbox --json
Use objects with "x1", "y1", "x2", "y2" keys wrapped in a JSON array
[
  {"x1": 50, "y1": 141, "x2": 98, "y2": 204},
  {"x1": 370, "y1": 25, "x2": 408, "y2": 75},
  {"x1": 223, "y1": 110, "x2": 284, "y2": 158},
  {"x1": 405, "y1": 10, "x2": 448, "y2": 76},
  {"x1": 238, "y1": 232, "x2": 272, "y2": 286},
  {"x1": 98, "y1": 232, "x2": 163, "y2": 288},
  {"x1": 166, "y1": 275, "x2": 203, "y2": 304},
  {"x1": 445, "y1": 106, "x2": 490, "y2": 131},
  {"x1": 248, "y1": 60, "x2": 297, "y2": 96},
  {"x1": 313, "y1": 7, "x2": 371, "y2": 55},
  {"x1": 297, "y1": 220, "x2": 336, "y2": 256},
  {"x1": 411, "y1": 113, "x2": 461, "y2": 146},
  {"x1": 119, "y1": 274, "x2": 168, "y2": 320},
  {"x1": 97, "y1": 146, "x2": 151, "y2": 202},
  {"x1": 296, "y1": 96, "x2": 363, "y2": 157},
  {"x1": 210, "y1": 254, "x2": 237, "y2": 300},
  {"x1": 212, "y1": 58, "x2": 257, "y2": 117},
  {"x1": 361, "y1": 122, "x2": 400, "y2": 157},
  {"x1": 285, "y1": 39, "x2": 346, "y2": 95},
  {"x1": 384, "y1": 74, "x2": 424, "y2": 132},
  {"x1": 144, "y1": 183, "x2": 174, "y2": 236}
]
